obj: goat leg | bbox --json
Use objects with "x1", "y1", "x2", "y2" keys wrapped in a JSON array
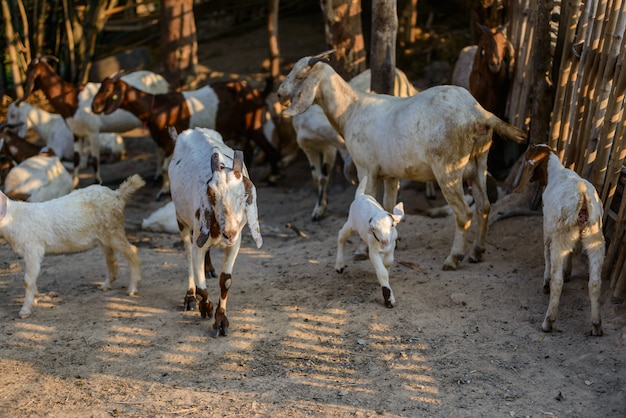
[
  {"x1": 184, "y1": 289, "x2": 196, "y2": 311},
  {"x1": 195, "y1": 288, "x2": 214, "y2": 319},
  {"x1": 212, "y1": 305, "x2": 229, "y2": 337}
]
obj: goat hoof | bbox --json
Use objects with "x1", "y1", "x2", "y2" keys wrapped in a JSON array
[
  {"x1": 18, "y1": 309, "x2": 31, "y2": 319},
  {"x1": 591, "y1": 322, "x2": 603, "y2": 336},
  {"x1": 212, "y1": 308, "x2": 229, "y2": 337},
  {"x1": 382, "y1": 288, "x2": 395, "y2": 308},
  {"x1": 541, "y1": 319, "x2": 554, "y2": 333},
  {"x1": 200, "y1": 300, "x2": 214, "y2": 319}
]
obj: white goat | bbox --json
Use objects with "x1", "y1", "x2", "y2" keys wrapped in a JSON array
[
  {"x1": 6, "y1": 102, "x2": 74, "y2": 161},
  {"x1": 141, "y1": 201, "x2": 178, "y2": 234},
  {"x1": 292, "y1": 68, "x2": 419, "y2": 221},
  {"x1": 0, "y1": 174, "x2": 145, "y2": 318},
  {"x1": 3, "y1": 153, "x2": 73, "y2": 202},
  {"x1": 514, "y1": 144, "x2": 605, "y2": 336},
  {"x1": 169, "y1": 127, "x2": 263, "y2": 337},
  {"x1": 277, "y1": 52, "x2": 526, "y2": 270},
  {"x1": 6, "y1": 101, "x2": 126, "y2": 168},
  {"x1": 335, "y1": 176, "x2": 404, "y2": 308}
]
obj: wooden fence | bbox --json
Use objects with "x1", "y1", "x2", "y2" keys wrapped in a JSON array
[{"x1": 507, "y1": 0, "x2": 626, "y2": 302}]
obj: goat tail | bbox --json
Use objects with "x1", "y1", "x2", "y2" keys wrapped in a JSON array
[
  {"x1": 117, "y1": 174, "x2": 146, "y2": 203},
  {"x1": 356, "y1": 175, "x2": 368, "y2": 197},
  {"x1": 488, "y1": 115, "x2": 527, "y2": 144}
]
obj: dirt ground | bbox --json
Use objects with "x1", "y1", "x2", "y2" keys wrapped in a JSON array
[{"x1": 1, "y1": 12, "x2": 626, "y2": 418}]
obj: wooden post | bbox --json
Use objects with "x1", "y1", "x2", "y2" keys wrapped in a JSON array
[
  {"x1": 1, "y1": 0, "x2": 24, "y2": 98},
  {"x1": 267, "y1": 0, "x2": 280, "y2": 83},
  {"x1": 370, "y1": 0, "x2": 397, "y2": 94}
]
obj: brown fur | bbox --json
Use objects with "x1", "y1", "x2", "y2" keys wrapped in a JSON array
[{"x1": 17, "y1": 59, "x2": 81, "y2": 119}]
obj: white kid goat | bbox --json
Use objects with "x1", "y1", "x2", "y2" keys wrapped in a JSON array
[
  {"x1": 0, "y1": 174, "x2": 145, "y2": 318},
  {"x1": 515, "y1": 144, "x2": 605, "y2": 336},
  {"x1": 277, "y1": 51, "x2": 526, "y2": 271},
  {"x1": 335, "y1": 176, "x2": 404, "y2": 308},
  {"x1": 169, "y1": 127, "x2": 263, "y2": 337},
  {"x1": 292, "y1": 67, "x2": 420, "y2": 221}
]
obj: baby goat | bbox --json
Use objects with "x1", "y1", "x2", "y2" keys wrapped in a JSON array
[
  {"x1": 335, "y1": 176, "x2": 404, "y2": 308},
  {"x1": 515, "y1": 144, "x2": 605, "y2": 336},
  {"x1": 0, "y1": 174, "x2": 145, "y2": 318}
]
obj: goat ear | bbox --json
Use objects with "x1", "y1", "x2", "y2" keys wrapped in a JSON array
[
  {"x1": 0, "y1": 191, "x2": 7, "y2": 221},
  {"x1": 392, "y1": 202, "x2": 405, "y2": 224},
  {"x1": 478, "y1": 23, "x2": 491, "y2": 35},
  {"x1": 243, "y1": 177, "x2": 263, "y2": 248},
  {"x1": 167, "y1": 126, "x2": 178, "y2": 141},
  {"x1": 283, "y1": 77, "x2": 318, "y2": 117},
  {"x1": 233, "y1": 150, "x2": 244, "y2": 174},
  {"x1": 210, "y1": 152, "x2": 222, "y2": 173},
  {"x1": 513, "y1": 157, "x2": 534, "y2": 193}
]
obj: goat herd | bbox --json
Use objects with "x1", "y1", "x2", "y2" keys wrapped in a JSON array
[{"x1": 0, "y1": 49, "x2": 605, "y2": 339}]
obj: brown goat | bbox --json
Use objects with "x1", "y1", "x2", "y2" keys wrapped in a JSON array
[
  {"x1": 92, "y1": 77, "x2": 281, "y2": 199},
  {"x1": 469, "y1": 23, "x2": 525, "y2": 180}
]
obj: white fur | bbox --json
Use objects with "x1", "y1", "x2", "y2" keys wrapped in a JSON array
[
  {"x1": 0, "y1": 174, "x2": 145, "y2": 318},
  {"x1": 3, "y1": 154, "x2": 73, "y2": 202},
  {"x1": 7, "y1": 102, "x2": 74, "y2": 160},
  {"x1": 335, "y1": 176, "x2": 404, "y2": 307},
  {"x1": 141, "y1": 201, "x2": 178, "y2": 233},
  {"x1": 451, "y1": 45, "x2": 477, "y2": 90},
  {"x1": 291, "y1": 68, "x2": 418, "y2": 221},
  {"x1": 7, "y1": 101, "x2": 126, "y2": 165},
  {"x1": 516, "y1": 144, "x2": 605, "y2": 335},
  {"x1": 169, "y1": 127, "x2": 262, "y2": 337},
  {"x1": 277, "y1": 54, "x2": 526, "y2": 270}
]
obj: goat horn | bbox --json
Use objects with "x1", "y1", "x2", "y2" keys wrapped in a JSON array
[
  {"x1": 233, "y1": 150, "x2": 244, "y2": 174},
  {"x1": 40, "y1": 55, "x2": 59, "y2": 63},
  {"x1": 307, "y1": 49, "x2": 335, "y2": 67},
  {"x1": 111, "y1": 69, "x2": 126, "y2": 81}
]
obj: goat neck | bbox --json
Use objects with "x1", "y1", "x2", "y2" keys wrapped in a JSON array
[{"x1": 18, "y1": 60, "x2": 80, "y2": 119}]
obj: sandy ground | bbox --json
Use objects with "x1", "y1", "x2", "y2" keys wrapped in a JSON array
[{"x1": 1, "y1": 12, "x2": 626, "y2": 418}]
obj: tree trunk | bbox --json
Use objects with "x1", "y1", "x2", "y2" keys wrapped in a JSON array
[
  {"x1": 1, "y1": 0, "x2": 24, "y2": 98},
  {"x1": 529, "y1": 0, "x2": 554, "y2": 145},
  {"x1": 399, "y1": 0, "x2": 417, "y2": 48},
  {"x1": 78, "y1": 0, "x2": 117, "y2": 84},
  {"x1": 32, "y1": 0, "x2": 47, "y2": 58},
  {"x1": 268, "y1": 0, "x2": 280, "y2": 83},
  {"x1": 370, "y1": 0, "x2": 397, "y2": 94},
  {"x1": 319, "y1": 0, "x2": 367, "y2": 80},
  {"x1": 161, "y1": 0, "x2": 198, "y2": 91}
]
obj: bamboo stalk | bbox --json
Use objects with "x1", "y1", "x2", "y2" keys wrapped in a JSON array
[
  {"x1": 549, "y1": 0, "x2": 582, "y2": 150},
  {"x1": 603, "y1": 170, "x2": 626, "y2": 282},
  {"x1": 583, "y1": 0, "x2": 622, "y2": 181},
  {"x1": 1, "y1": 0, "x2": 24, "y2": 98},
  {"x1": 590, "y1": 0, "x2": 626, "y2": 189}
]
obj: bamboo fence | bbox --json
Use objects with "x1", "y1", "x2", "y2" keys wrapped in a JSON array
[{"x1": 508, "y1": 0, "x2": 626, "y2": 301}]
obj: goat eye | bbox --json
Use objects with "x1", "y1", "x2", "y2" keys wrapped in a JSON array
[{"x1": 112, "y1": 94, "x2": 118, "y2": 100}]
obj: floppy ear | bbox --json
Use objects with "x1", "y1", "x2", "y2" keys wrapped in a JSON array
[
  {"x1": 0, "y1": 191, "x2": 8, "y2": 221},
  {"x1": 243, "y1": 177, "x2": 263, "y2": 248},
  {"x1": 210, "y1": 152, "x2": 223, "y2": 173},
  {"x1": 283, "y1": 75, "x2": 319, "y2": 117},
  {"x1": 391, "y1": 202, "x2": 405, "y2": 225},
  {"x1": 104, "y1": 81, "x2": 125, "y2": 115},
  {"x1": 514, "y1": 152, "x2": 536, "y2": 193},
  {"x1": 233, "y1": 150, "x2": 244, "y2": 175}
]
